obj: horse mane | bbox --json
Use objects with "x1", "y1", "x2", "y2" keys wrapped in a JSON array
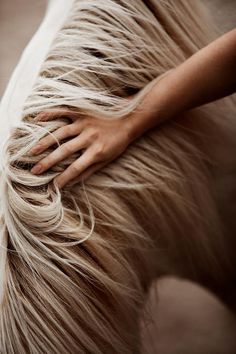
[{"x1": 0, "y1": 1, "x2": 235, "y2": 353}]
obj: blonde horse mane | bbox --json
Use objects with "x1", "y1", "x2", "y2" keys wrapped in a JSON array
[{"x1": 0, "y1": 1, "x2": 235, "y2": 353}]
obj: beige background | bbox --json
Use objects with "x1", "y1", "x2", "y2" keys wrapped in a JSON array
[{"x1": 0, "y1": 1, "x2": 236, "y2": 353}]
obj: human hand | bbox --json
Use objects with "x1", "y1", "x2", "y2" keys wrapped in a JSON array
[{"x1": 30, "y1": 109, "x2": 133, "y2": 188}]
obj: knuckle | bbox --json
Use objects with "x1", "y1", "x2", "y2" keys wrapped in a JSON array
[
  {"x1": 39, "y1": 159, "x2": 47, "y2": 169},
  {"x1": 70, "y1": 164, "x2": 80, "y2": 174},
  {"x1": 89, "y1": 129, "x2": 99, "y2": 142},
  {"x1": 61, "y1": 143, "x2": 74, "y2": 154},
  {"x1": 36, "y1": 141, "x2": 45, "y2": 150},
  {"x1": 94, "y1": 144, "x2": 105, "y2": 159},
  {"x1": 73, "y1": 121, "x2": 80, "y2": 131},
  {"x1": 65, "y1": 125, "x2": 74, "y2": 135},
  {"x1": 82, "y1": 117, "x2": 92, "y2": 126},
  {"x1": 41, "y1": 137, "x2": 51, "y2": 147}
]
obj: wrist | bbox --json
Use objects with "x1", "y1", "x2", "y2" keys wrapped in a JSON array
[
  {"x1": 123, "y1": 114, "x2": 145, "y2": 144},
  {"x1": 124, "y1": 98, "x2": 162, "y2": 143},
  {"x1": 122, "y1": 71, "x2": 175, "y2": 143}
]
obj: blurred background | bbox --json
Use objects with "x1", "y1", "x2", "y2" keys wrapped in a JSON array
[{"x1": 0, "y1": 1, "x2": 236, "y2": 353}]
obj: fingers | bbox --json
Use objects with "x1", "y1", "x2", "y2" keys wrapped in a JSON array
[
  {"x1": 68, "y1": 161, "x2": 108, "y2": 186},
  {"x1": 36, "y1": 109, "x2": 80, "y2": 122},
  {"x1": 54, "y1": 147, "x2": 101, "y2": 188},
  {"x1": 31, "y1": 133, "x2": 89, "y2": 175},
  {"x1": 29, "y1": 123, "x2": 78, "y2": 155}
]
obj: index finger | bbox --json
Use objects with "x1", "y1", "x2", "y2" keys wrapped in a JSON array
[
  {"x1": 30, "y1": 123, "x2": 78, "y2": 155},
  {"x1": 36, "y1": 109, "x2": 80, "y2": 122}
]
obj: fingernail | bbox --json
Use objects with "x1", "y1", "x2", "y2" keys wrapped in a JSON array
[
  {"x1": 29, "y1": 145, "x2": 42, "y2": 155},
  {"x1": 31, "y1": 164, "x2": 43, "y2": 174},
  {"x1": 35, "y1": 113, "x2": 46, "y2": 121}
]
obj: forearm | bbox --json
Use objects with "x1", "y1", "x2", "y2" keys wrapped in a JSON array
[{"x1": 127, "y1": 29, "x2": 236, "y2": 141}]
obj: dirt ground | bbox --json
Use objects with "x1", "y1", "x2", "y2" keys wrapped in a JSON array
[{"x1": 0, "y1": 1, "x2": 236, "y2": 353}]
